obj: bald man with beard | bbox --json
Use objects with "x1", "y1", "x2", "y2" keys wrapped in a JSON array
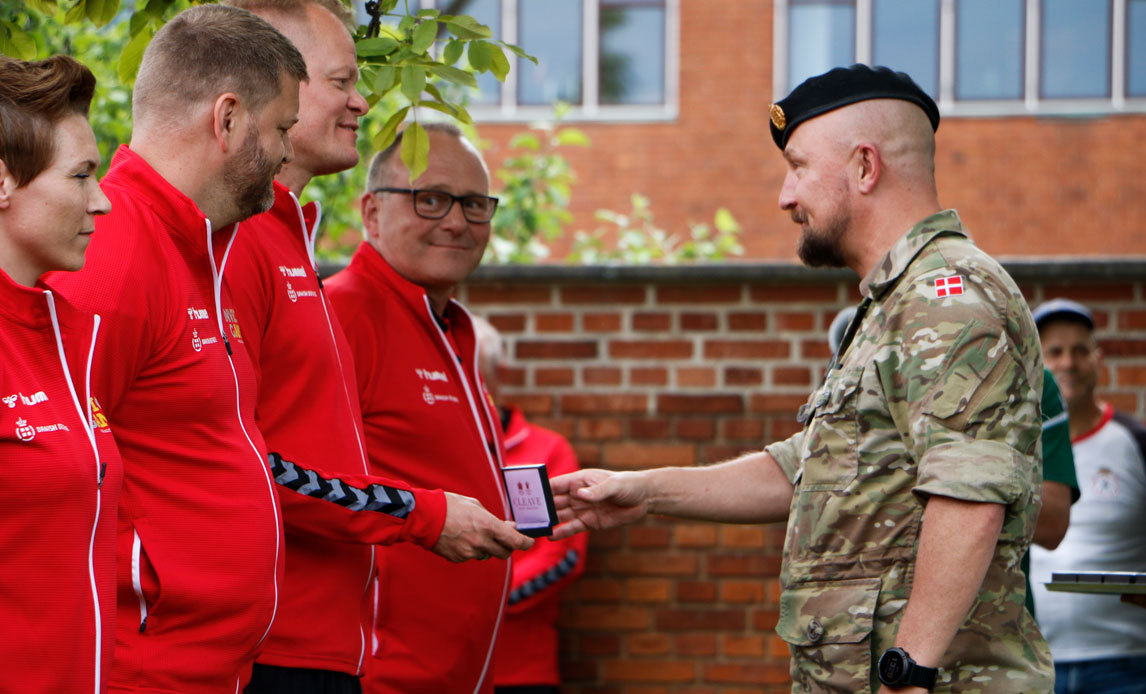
[{"x1": 550, "y1": 65, "x2": 1052, "y2": 694}]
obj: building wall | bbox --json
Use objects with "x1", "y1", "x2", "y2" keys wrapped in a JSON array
[
  {"x1": 458, "y1": 262, "x2": 1146, "y2": 693},
  {"x1": 474, "y1": 0, "x2": 1146, "y2": 261}
]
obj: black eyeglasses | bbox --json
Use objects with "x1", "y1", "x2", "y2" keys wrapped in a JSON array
[{"x1": 371, "y1": 187, "x2": 499, "y2": 224}]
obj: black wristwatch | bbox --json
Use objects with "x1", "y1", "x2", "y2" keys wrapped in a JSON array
[{"x1": 877, "y1": 647, "x2": 938, "y2": 690}]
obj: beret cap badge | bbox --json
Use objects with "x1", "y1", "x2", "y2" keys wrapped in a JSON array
[{"x1": 769, "y1": 103, "x2": 786, "y2": 131}]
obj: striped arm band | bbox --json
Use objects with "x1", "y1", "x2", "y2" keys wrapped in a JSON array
[
  {"x1": 508, "y1": 549, "x2": 582, "y2": 605},
  {"x1": 269, "y1": 452, "x2": 416, "y2": 519}
]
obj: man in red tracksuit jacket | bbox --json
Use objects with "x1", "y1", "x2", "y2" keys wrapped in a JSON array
[
  {"x1": 326, "y1": 124, "x2": 514, "y2": 694},
  {"x1": 223, "y1": 2, "x2": 533, "y2": 692},
  {"x1": 471, "y1": 317, "x2": 588, "y2": 694},
  {"x1": 49, "y1": 8, "x2": 461, "y2": 693}
]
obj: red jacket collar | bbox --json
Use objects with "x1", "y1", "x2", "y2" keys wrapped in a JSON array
[
  {"x1": 346, "y1": 241, "x2": 463, "y2": 323},
  {"x1": 103, "y1": 145, "x2": 233, "y2": 253},
  {"x1": 0, "y1": 266, "x2": 86, "y2": 330}
]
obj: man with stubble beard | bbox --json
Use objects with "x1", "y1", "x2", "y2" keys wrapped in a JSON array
[{"x1": 550, "y1": 64, "x2": 1052, "y2": 694}]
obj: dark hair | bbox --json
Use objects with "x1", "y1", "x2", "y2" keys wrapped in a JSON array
[
  {"x1": 133, "y1": 4, "x2": 309, "y2": 124},
  {"x1": 224, "y1": 0, "x2": 355, "y2": 32},
  {"x1": 365, "y1": 122, "x2": 465, "y2": 190},
  {"x1": 0, "y1": 55, "x2": 97, "y2": 187}
]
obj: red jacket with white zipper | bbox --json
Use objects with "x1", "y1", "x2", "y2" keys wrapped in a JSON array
[
  {"x1": 225, "y1": 184, "x2": 447, "y2": 676},
  {"x1": 493, "y1": 406, "x2": 587, "y2": 688},
  {"x1": 326, "y1": 243, "x2": 511, "y2": 694},
  {"x1": 49, "y1": 145, "x2": 284, "y2": 694},
  {"x1": 0, "y1": 268, "x2": 122, "y2": 694}
]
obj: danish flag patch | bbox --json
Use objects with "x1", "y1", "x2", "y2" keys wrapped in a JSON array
[{"x1": 934, "y1": 275, "x2": 964, "y2": 298}]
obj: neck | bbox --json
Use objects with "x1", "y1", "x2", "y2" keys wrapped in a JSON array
[
  {"x1": 130, "y1": 128, "x2": 237, "y2": 227},
  {"x1": 275, "y1": 163, "x2": 312, "y2": 197},
  {"x1": 0, "y1": 255, "x2": 38, "y2": 288},
  {"x1": 426, "y1": 289, "x2": 451, "y2": 317},
  {"x1": 848, "y1": 198, "x2": 943, "y2": 279},
  {"x1": 1067, "y1": 397, "x2": 1106, "y2": 440}
]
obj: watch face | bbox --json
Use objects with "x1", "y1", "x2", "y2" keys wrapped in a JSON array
[{"x1": 880, "y1": 651, "x2": 905, "y2": 682}]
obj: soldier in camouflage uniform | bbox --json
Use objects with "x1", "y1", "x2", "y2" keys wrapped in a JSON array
[{"x1": 549, "y1": 64, "x2": 1052, "y2": 694}]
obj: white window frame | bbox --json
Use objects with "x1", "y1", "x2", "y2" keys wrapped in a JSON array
[
  {"x1": 419, "y1": 0, "x2": 680, "y2": 122},
  {"x1": 773, "y1": 0, "x2": 1146, "y2": 117}
]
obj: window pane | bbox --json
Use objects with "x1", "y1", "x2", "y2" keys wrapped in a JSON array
[
  {"x1": 600, "y1": 0, "x2": 666, "y2": 105},
  {"x1": 1128, "y1": 0, "x2": 1146, "y2": 96},
  {"x1": 788, "y1": 1, "x2": 855, "y2": 89},
  {"x1": 517, "y1": 0, "x2": 583, "y2": 105},
  {"x1": 871, "y1": 0, "x2": 939, "y2": 97},
  {"x1": 1041, "y1": 0, "x2": 1111, "y2": 98},
  {"x1": 435, "y1": 0, "x2": 501, "y2": 105},
  {"x1": 955, "y1": 0, "x2": 1024, "y2": 100}
]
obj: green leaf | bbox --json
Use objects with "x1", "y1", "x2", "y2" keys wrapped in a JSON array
[
  {"x1": 397, "y1": 13, "x2": 415, "y2": 33},
  {"x1": 488, "y1": 43, "x2": 509, "y2": 81},
  {"x1": 411, "y1": 19, "x2": 437, "y2": 55},
  {"x1": 65, "y1": 0, "x2": 86, "y2": 23},
  {"x1": 467, "y1": 40, "x2": 491, "y2": 72},
  {"x1": 399, "y1": 64, "x2": 426, "y2": 102},
  {"x1": 442, "y1": 39, "x2": 463, "y2": 66},
  {"x1": 356, "y1": 36, "x2": 399, "y2": 57},
  {"x1": 1, "y1": 22, "x2": 37, "y2": 60},
  {"x1": 417, "y1": 100, "x2": 471, "y2": 124},
  {"x1": 509, "y1": 133, "x2": 541, "y2": 151},
  {"x1": 417, "y1": 8, "x2": 440, "y2": 18},
  {"x1": 714, "y1": 207, "x2": 739, "y2": 233},
  {"x1": 372, "y1": 65, "x2": 398, "y2": 94},
  {"x1": 85, "y1": 0, "x2": 121, "y2": 28},
  {"x1": 117, "y1": 23, "x2": 154, "y2": 83},
  {"x1": 555, "y1": 128, "x2": 590, "y2": 147},
  {"x1": 426, "y1": 63, "x2": 477, "y2": 89},
  {"x1": 498, "y1": 40, "x2": 538, "y2": 65},
  {"x1": 400, "y1": 121, "x2": 429, "y2": 182},
  {"x1": 440, "y1": 15, "x2": 492, "y2": 40},
  {"x1": 23, "y1": 0, "x2": 58, "y2": 14},
  {"x1": 372, "y1": 105, "x2": 410, "y2": 152}
]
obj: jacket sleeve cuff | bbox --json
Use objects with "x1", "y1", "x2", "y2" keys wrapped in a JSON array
[{"x1": 401, "y1": 487, "x2": 448, "y2": 549}]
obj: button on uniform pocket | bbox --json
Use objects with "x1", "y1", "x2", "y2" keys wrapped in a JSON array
[{"x1": 799, "y1": 365, "x2": 864, "y2": 491}]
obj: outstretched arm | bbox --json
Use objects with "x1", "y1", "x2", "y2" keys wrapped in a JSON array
[{"x1": 550, "y1": 450, "x2": 794, "y2": 539}]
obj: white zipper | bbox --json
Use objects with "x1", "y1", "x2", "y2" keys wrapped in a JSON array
[
  {"x1": 206, "y1": 218, "x2": 281, "y2": 646},
  {"x1": 131, "y1": 530, "x2": 148, "y2": 633},
  {"x1": 290, "y1": 192, "x2": 375, "y2": 673},
  {"x1": 423, "y1": 297, "x2": 510, "y2": 694},
  {"x1": 44, "y1": 291, "x2": 105, "y2": 694}
]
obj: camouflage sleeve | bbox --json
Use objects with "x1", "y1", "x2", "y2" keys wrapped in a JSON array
[
  {"x1": 880, "y1": 265, "x2": 1042, "y2": 506},
  {"x1": 765, "y1": 431, "x2": 803, "y2": 485}
]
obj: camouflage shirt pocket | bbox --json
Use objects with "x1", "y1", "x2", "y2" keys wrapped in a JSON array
[
  {"x1": 799, "y1": 365, "x2": 863, "y2": 491},
  {"x1": 776, "y1": 577, "x2": 881, "y2": 694}
]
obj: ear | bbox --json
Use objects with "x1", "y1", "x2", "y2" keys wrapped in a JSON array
[
  {"x1": 854, "y1": 143, "x2": 881, "y2": 195},
  {"x1": 360, "y1": 190, "x2": 380, "y2": 242},
  {"x1": 0, "y1": 158, "x2": 15, "y2": 210},
  {"x1": 211, "y1": 92, "x2": 244, "y2": 153}
]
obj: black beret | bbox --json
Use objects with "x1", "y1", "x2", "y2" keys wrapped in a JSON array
[{"x1": 769, "y1": 64, "x2": 940, "y2": 150}]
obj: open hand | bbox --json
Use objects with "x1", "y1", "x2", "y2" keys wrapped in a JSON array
[{"x1": 549, "y1": 468, "x2": 651, "y2": 539}]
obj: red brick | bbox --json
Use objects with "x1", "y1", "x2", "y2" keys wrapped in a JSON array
[
  {"x1": 603, "y1": 442, "x2": 696, "y2": 468},
  {"x1": 725, "y1": 367, "x2": 764, "y2": 385},
  {"x1": 681, "y1": 312, "x2": 719, "y2": 331},
  {"x1": 536, "y1": 367, "x2": 574, "y2": 386},
  {"x1": 562, "y1": 285, "x2": 648, "y2": 304},
  {"x1": 535, "y1": 312, "x2": 575, "y2": 332},
  {"x1": 631, "y1": 367, "x2": 669, "y2": 385},
  {"x1": 657, "y1": 285, "x2": 742, "y2": 303},
  {"x1": 656, "y1": 608, "x2": 746, "y2": 630},
  {"x1": 533, "y1": 417, "x2": 574, "y2": 438},
  {"x1": 703, "y1": 663, "x2": 790, "y2": 685},
  {"x1": 677, "y1": 634, "x2": 718, "y2": 657},
  {"x1": 610, "y1": 340, "x2": 694, "y2": 359},
  {"x1": 607, "y1": 552, "x2": 699, "y2": 575},
  {"x1": 700, "y1": 444, "x2": 756, "y2": 464},
  {"x1": 721, "y1": 634, "x2": 767, "y2": 657},
  {"x1": 799, "y1": 339, "x2": 834, "y2": 359},
  {"x1": 488, "y1": 313, "x2": 526, "y2": 332},
  {"x1": 603, "y1": 659, "x2": 695, "y2": 682},
  {"x1": 1117, "y1": 365, "x2": 1146, "y2": 386},
  {"x1": 630, "y1": 418, "x2": 671, "y2": 439},
  {"x1": 580, "y1": 633, "x2": 622, "y2": 656},
  {"x1": 584, "y1": 366, "x2": 623, "y2": 385},
  {"x1": 751, "y1": 608, "x2": 781, "y2": 631},
  {"x1": 563, "y1": 605, "x2": 652, "y2": 630},
  {"x1": 516, "y1": 340, "x2": 598, "y2": 359},
  {"x1": 769, "y1": 634, "x2": 791, "y2": 658},
  {"x1": 1105, "y1": 392, "x2": 1140, "y2": 411},
  {"x1": 501, "y1": 366, "x2": 526, "y2": 387},
  {"x1": 633, "y1": 312, "x2": 672, "y2": 331},
  {"x1": 625, "y1": 577, "x2": 672, "y2": 602},
  {"x1": 707, "y1": 554, "x2": 782, "y2": 576},
  {"x1": 508, "y1": 393, "x2": 553, "y2": 415},
  {"x1": 751, "y1": 284, "x2": 840, "y2": 302},
  {"x1": 675, "y1": 524, "x2": 719, "y2": 548},
  {"x1": 704, "y1": 339, "x2": 790, "y2": 359},
  {"x1": 466, "y1": 284, "x2": 552, "y2": 304},
  {"x1": 720, "y1": 525, "x2": 768, "y2": 549},
  {"x1": 769, "y1": 417, "x2": 805, "y2": 440},
  {"x1": 578, "y1": 418, "x2": 624, "y2": 440},
  {"x1": 576, "y1": 578, "x2": 624, "y2": 601},
  {"x1": 589, "y1": 527, "x2": 625, "y2": 549},
  {"x1": 556, "y1": 659, "x2": 598, "y2": 683},
  {"x1": 1043, "y1": 283, "x2": 1135, "y2": 302},
  {"x1": 719, "y1": 579, "x2": 766, "y2": 603},
  {"x1": 658, "y1": 394, "x2": 742, "y2": 414},
  {"x1": 676, "y1": 418, "x2": 716, "y2": 440},
  {"x1": 773, "y1": 366, "x2": 813, "y2": 386},
  {"x1": 583, "y1": 311, "x2": 623, "y2": 331},
  {"x1": 677, "y1": 580, "x2": 718, "y2": 602},
  {"x1": 775, "y1": 311, "x2": 816, "y2": 331},
  {"x1": 677, "y1": 367, "x2": 718, "y2": 387},
  {"x1": 728, "y1": 311, "x2": 769, "y2": 331},
  {"x1": 628, "y1": 526, "x2": 673, "y2": 549},
  {"x1": 1119, "y1": 309, "x2": 1146, "y2": 330},
  {"x1": 562, "y1": 394, "x2": 648, "y2": 414},
  {"x1": 722, "y1": 418, "x2": 764, "y2": 440},
  {"x1": 575, "y1": 443, "x2": 601, "y2": 466},
  {"x1": 749, "y1": 394, "x2": 808, "y2": 414},
  {"x1": 625, "y1": 633, "x2": 672, "y2": 655},
  {"x1": 1098, "y1": 338, "x2": 1146, "y2": 357}
]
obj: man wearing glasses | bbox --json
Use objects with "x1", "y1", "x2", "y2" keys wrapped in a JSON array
[{"x1": 325, "y1": 123, "x2": 514, "y2": 694}]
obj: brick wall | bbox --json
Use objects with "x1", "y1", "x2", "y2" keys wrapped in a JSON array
[{"x1": 456, "y1": 261, "x2": 1146, "y2": 694}]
